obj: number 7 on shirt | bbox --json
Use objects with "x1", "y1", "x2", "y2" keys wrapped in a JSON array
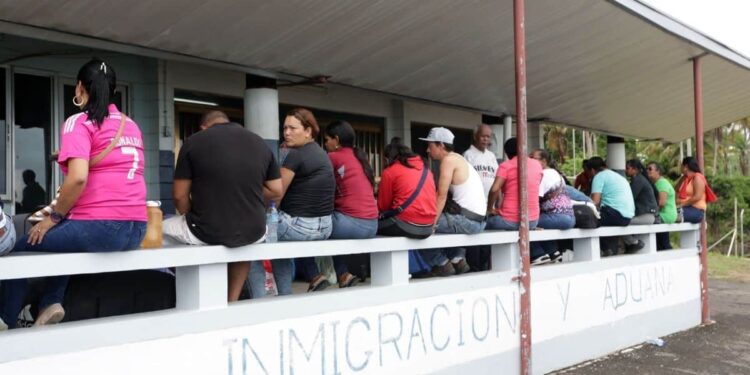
[{"x1": 121, "y1": 146, "x2": 139, "y2": 180}]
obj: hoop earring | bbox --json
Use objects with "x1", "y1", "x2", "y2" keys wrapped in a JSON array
[{"x1": 72, "y1": 96, "x2": 84, "y2": 107}]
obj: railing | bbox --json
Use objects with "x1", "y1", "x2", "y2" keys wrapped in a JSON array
[{"x1": 0, "y1": 223, "x2": 700, "y2": 367}]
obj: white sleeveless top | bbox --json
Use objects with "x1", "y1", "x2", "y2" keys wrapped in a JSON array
[{"x1": 450, "y1": 159, "x2": 488, "y2": 216}]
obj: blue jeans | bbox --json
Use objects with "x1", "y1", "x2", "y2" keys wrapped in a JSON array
[
  {"x1": 486, "y1": 215, "x2": 538, "y2": 231},
  {"x1": 531, "y1": 213, "x2": 575, "y2": 258},
  {"x1": 249, "y1": 211, "x2": 332, "y2": 298},
  {"x1": 0, "y1": 220, "x2": 146, "y2": 328},
  {"x1": 299, "y1": 211, "x2": 377, "y2": 280},
  {"x1": 682, "y1": 206, "x2": 704, "y2": 224},
  {"x1": 565, "y1": 185, "x2": 592, "y2": 203},
  {"x1": 420, "y1": 213, "x2": 486, "y2": 267}
]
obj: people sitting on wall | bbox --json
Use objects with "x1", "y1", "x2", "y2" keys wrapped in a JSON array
[
  {"x1": 462, "y1": 124, "x2": 498, "y2": 271},
  {"x1": 163, "y1": 110, "x2": 282, "y2": 302},
  {"x1": 586, "y1": 157, "x2": 635, "y2": 257},
  {"x1": 250, "y1": 108, "x2": 335, "y2": 296},
  {"x1": 622, "y1": 159, "x2": 659, "y2": 253},
  {"x1": 0, "y1": 58, "x2": 147, "y2": 329},
  {"x1": 377, "y1": 137, "x2": 437, "y2": 239},
  {"x1": 676, "y1": 156, "x2": 715, "y2": 224},
  {"x1": 529, "y1": 149, "x2": 575, "y2": 265},
  {"x1": 20, "y1": 169, "x2": 47, "y2": 214},
  {"x1": 487, "y1": 138, "x2": 543, "y2": 231},
  {"x1": 418, "y1": 127, "x2": 487, "y2": 277},
  {"x1": 299, "y1": 120, "x2": 378, "y2": 289},
  {"x1": 647, "y1": 162, "x2": 678, "y2": 250},
  {"x1": 574, "y1": 159, "x2": 593, "y2": 196}
]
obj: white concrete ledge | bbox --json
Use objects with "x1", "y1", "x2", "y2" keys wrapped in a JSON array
[{"x1": 0, "y1": 224, "x2": 698, "y2": 280}]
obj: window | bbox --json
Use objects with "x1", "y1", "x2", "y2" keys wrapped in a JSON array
[{"x1": 13, "y1": 72, "x2": 53, "y2": 213}]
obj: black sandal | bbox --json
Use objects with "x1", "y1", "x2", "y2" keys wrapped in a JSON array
[
  {"x1": 338, "y1": 273, "x2": 359, "y2": 288},
  {"x1": 307, "y1": 275, "x2": 331, "y2": 292}
]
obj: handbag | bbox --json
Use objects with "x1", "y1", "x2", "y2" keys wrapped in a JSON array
[
  {"x1": 677, "y1": 173, "x2": 717, "y2": 204},
  {"x1": 28, "y1": 115, "x2": 128, "y2": 223},
  {"x1": 379, "y1": 163, "x2": 430, "y2": 220}
]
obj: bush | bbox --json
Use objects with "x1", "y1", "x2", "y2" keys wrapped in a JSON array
[{"x1": 705, "y1": 176, "x2": 750, "y2": 240}]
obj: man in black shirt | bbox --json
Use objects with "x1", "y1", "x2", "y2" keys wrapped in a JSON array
[{"x1": 165, "y1": 111, "x2": 282, "y2": 301}]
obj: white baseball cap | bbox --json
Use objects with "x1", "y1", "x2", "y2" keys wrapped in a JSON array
[{"x1": 419, "y1": 127, "x2": 455, "y2": 145}]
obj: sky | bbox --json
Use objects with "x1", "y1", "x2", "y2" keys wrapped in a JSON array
[{"x1": 641, "y1": 0, "x2": 750, "y2": 57}]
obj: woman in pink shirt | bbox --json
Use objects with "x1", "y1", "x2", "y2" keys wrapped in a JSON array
[{"x1": 0, "y1": 59, "x2": 147, "y2": 330}]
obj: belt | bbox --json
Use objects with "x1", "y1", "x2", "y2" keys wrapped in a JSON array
[{"x1": 461, "y1": 207, "x2": 486, "y2": 222}]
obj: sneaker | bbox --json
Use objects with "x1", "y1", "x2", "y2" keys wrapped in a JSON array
[
  {"x1": 549, "y1": 251, "x2": 563, "y2": 263},
  {"x1": 625, "y1": 240, "x2": 645, "y2": 254},
  {"x1": 452, "y1": 259, "x2": 471, "y2": 275},
  {"x1": 0, "y1": 317, "x2": 7, "y2": 331},
  {"x1": 431, "y1": 262, "x2": 456, "y2": 277},
  {"x1": 531, "y1": 254, "x2": 551, "y2": 266},
  {"x1": 34, "y1": 303, "x2": 65, "y2": 327}
]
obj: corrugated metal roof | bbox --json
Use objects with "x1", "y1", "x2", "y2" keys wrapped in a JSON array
[{"x1": 0, "y1": 0, "x2": 748, "y2": 142}]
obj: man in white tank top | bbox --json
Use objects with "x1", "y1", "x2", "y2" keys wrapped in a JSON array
[{"x1": 417, "y1": 127, "x2": 487, "y2": 277}]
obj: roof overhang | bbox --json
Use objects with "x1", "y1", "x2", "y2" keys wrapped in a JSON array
[{"x1": 0, "y1": 0, "x2": 748, "y2": 142}]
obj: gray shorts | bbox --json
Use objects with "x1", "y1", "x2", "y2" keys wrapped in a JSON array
[{"x1": 0, "y1": 214, "x2": 16, "y2": 256}]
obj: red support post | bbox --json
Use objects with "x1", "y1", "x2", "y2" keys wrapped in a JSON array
[
  {"x1": 513, "y1": 0, "x2": 531, "y2": 373},
  {"x1": 693, "y1": 57, "x2": 710, "y2": 324}
]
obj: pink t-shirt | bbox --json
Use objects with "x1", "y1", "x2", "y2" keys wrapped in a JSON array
[
  {"x1": 495, "y1": 156, "x2": 543, "y2": 222},
  {"x1": 57, "y1": 105, "x2": 147, "y2": 221}
]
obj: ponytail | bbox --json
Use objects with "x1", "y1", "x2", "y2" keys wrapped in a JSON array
[
  {"x1": 77, "y1": 58, "x2": 117, "y2": 127},
  {"x1": 353, "y1": 146, "x2": 376, "y2": 187},
  {"x1": 324, "y1": 120, "x2": 376, "y2": 186}
]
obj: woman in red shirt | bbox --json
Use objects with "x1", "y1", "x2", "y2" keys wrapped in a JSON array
[
  {"x1": 299, "y1": 121, "x2": 379, "y2": 288},
  {"x1": 377, "y1": 138, "x2": 437, "y2": 239}
]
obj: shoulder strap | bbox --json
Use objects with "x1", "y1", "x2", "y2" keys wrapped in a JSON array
[
  {"x1": 90, "y1": 115, "x2": 127, "y2": 167},
  {"x1": 380, "y1": 161, "x2": 430, "y2": 220}
]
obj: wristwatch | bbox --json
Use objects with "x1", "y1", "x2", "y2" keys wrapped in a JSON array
[{"x1": 50, "y1": 211, "x2": 65, "y2": 224}]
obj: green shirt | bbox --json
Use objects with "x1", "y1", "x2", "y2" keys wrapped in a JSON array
[
  {"x1": 654, "y1": 177, "x2": 677, "y2": 224},
  {"x1": 591, "y1": 169, "x2": 635, "y2": 218}
]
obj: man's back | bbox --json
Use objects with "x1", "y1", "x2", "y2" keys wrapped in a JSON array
[
  {"x1": 174, "y1": 123, "x2": 280, "y2": 247},
  {"x1": 592, "y1": 169, "x2": 634, "y2": 219}
]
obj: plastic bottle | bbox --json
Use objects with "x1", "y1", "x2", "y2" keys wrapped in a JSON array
[
  {"x1": 266, "y1": 201, "x2": 279, "y2": 243},
  {"x1": 141, "y1": 201, "x2": 163, "y2": 248}
]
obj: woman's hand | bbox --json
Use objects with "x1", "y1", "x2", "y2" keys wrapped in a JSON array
[{"x1": 27, "y1": 217, "x2": 57, "y2": 246}]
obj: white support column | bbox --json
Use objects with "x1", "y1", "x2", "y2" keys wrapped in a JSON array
[
  {"x1": 371, "y1": 250, "x2": 409, "y2": 286},
  {"x1": 573, "y1": 236, "x2": 600, "y2": 262},
  {"x1": 503, "y1": 115, "x2": 513, "y2": 160},
  {"x1": 633, "y1": 232, "x2": 657, "y2": 255},
  {"x1": 176, "y1": 264, "x2": 228, "y2": 310},
  {"x1": 606, "y1": 136, "x2": 626, "y2": 174},
  {"x1": 489, "y1": 123, "x2": 504, "y2": 159},
  {"x1": 527, "y1": 121, "x2": 544, "y2": 151},
  {"x1": 680, "y1": 228, "x2": 700, "y2": 250},
  {"x1": 491, "y1": 243, "x2": 519, "y2": 272},
  {"x1": 244, "y1": 75, "x2": 279, "y2": 152}
]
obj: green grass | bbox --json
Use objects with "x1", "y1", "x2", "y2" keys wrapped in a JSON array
[{"x1": 708, "y1": 251, "x2": 750, "y2": 282}]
